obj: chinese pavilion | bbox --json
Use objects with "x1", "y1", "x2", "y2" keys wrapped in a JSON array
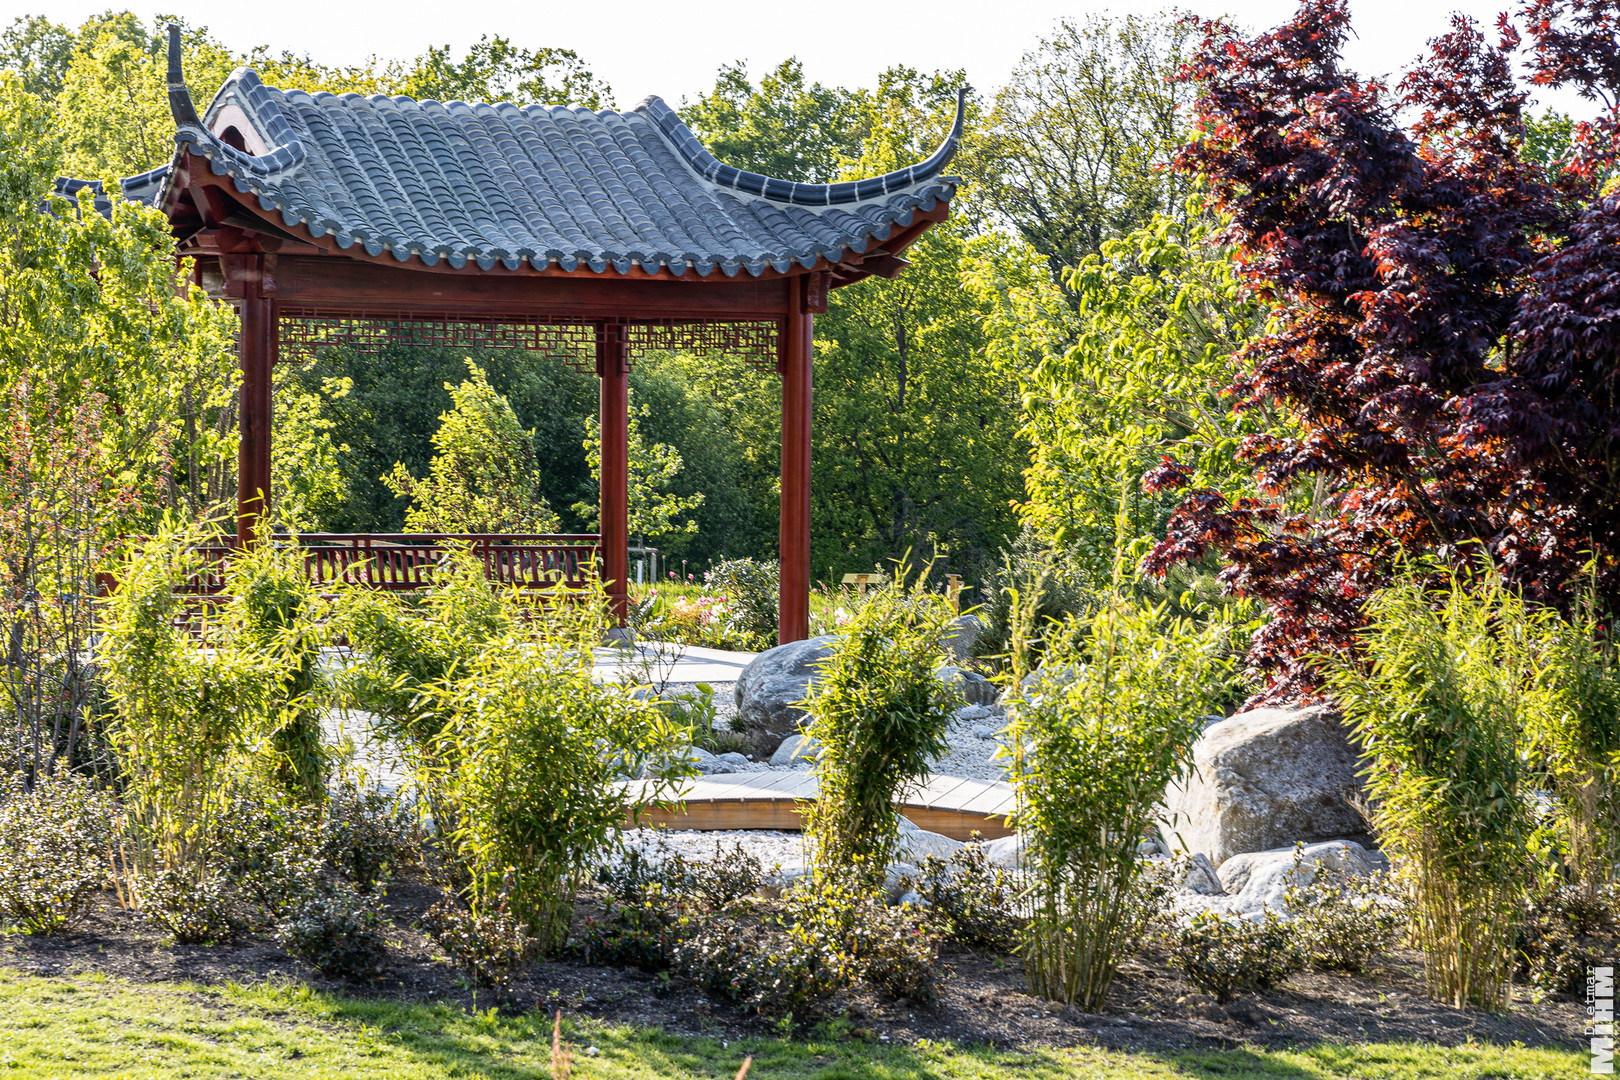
[{"x1": 66, "y1": 27, "x2": 961, "y2": 642}]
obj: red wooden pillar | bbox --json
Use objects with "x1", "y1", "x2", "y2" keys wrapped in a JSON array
[
  {"x1": 779, "y1": 276, "x2": 815, "y2": 644},
  {"x1": 232, "y1": 253, "x2": 275, "y2": 547},
  {"x1": 598, "y1": 320, "x2": 631, "y2": 634}
]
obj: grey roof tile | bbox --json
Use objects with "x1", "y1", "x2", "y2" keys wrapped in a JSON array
[{"x1": 55, "y1": 26, "x2": 961, "y2": 278}]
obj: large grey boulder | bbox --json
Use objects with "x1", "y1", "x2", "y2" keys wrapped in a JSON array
[
  {"x1": 896, "y1": 816, "x2": 964, "y2": 863},
  {"x1": 1159, "y1": 705, "x2": 1368, "y2": 867},
  {"x1": 734, "y1": 635, "x2": 837, "y2": 757}
]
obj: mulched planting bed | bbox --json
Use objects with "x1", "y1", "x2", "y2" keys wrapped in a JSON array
[{"x1": 0, "y1": 874, "x2": 1589, "y2": 1056}]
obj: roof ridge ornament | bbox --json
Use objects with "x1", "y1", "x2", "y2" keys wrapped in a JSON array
[
  {"x1": 166, "y1": 24, "x2": 203, "y2": 129},
  {"x1": 634, "y1": 87, "x2": 969, "y2": 207}
]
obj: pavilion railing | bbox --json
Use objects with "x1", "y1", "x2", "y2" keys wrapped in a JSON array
[{"x1": 183, "y1": 533, "x2": 601, "y2": 596}]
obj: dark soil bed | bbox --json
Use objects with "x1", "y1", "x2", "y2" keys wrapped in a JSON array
[{"x1": 0, "y1": 877, "x2": 1590, "y2": 1055}]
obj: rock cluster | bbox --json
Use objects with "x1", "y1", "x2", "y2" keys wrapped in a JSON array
[
  {"x1": 1155, "y1": 705, "x2": 1385, "y2": 920},
  {"x1": 1158, "y1": 705, "x2": 1369, "y2": 866}
]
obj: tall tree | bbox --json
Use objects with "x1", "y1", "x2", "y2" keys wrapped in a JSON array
[
  {"x1": 980, "y1": 12, "x2": 1196, "y2": 297},
  {"x1": 384, "y1": 361, "x2": 562, "y2": 535},
  {"x1": 574, "y1": 390, "x2": 704, "y2": 548},
  {"x1": 55, "y1": 15, "x2": 236, "y2": 180},
  {"x1": 0, "y1": 71, "x2": 238, "y2": 523},
  {"x1": 680, "y1": 59, "x2": 858, "y2": 183},
  {"x1": 993, "y1": 207, "x2": 1277, "y2": 587},
  {"x1": 1143, "y1": 0, "x2": 1620, "y2": 702},
  {"x1": 399, "y1": 36, "x2": 612, "y2": 107},
  {"x1": 0, "y1": 15, "x2": 73, "y2": 102},
  {"x1": 809, "y1": 71, "x2": 1023, "y2": 579}
]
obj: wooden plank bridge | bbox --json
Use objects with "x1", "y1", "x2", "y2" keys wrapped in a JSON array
[{"x1": 619, "y1": 771, "x2": 1016, "y2": 841}]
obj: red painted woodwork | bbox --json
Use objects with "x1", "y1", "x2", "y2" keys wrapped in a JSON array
[
  {"x1": 779, "y1": 277, "x2": 813, "y2": 644},
  {"x1": 171, "y1": 159, "x2": 950, "y2": 629},
  {"x1": 234, "y1": 253, "x2": 274, "y2": 546},
  {"x1": 187, "y1": 533, "x2": 599, "y2": 595},
  {"x1": 598, "y1": 322, "x2": 630, "y2": 627},
  {"x1": 267, "y1": 254, "x2": 794, "y2": 319}
]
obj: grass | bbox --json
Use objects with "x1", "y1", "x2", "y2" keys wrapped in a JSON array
[{"x1": 0, "y1": 971, "x2": 1586, "y2": 1079}]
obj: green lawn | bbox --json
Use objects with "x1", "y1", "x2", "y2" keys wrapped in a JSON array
[{"x1": 0, "y1": 971, "x2": 1586, "y2": 1079}]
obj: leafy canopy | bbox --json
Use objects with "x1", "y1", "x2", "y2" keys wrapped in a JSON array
[
  {"x1": 1144, "y1": 0, "x2": 1620, "y2": 701},
  {"x1": 384, "y1": 361, "x2": 561, "y2": 535}
]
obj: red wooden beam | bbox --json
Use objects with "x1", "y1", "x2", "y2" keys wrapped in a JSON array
[
  {"x1": 598, "y1": 321, "x2": 631, "y2": 635},
  {"x1": 267, "y1": 255, "x2": 793, "y2": 321},
  {"x1": 778, "y1": 277, "x2": 813, "y2": 644},
  {"x1": 227, "y1": 252, "x2": 275, "y2": 545}
]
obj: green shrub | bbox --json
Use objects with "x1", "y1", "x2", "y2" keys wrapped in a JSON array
[
  {"x1": 582, "y1": 840, "x2": 764, "y2": 971},
  {"x1": 1515, "y1": 884, "x2": 1618, "y2": 1001},
  {"x1": 1005, "y1": 591, "x2": 1233, "y2": 1007},
  {"x1": 133, "y1": 864, "x2": 238, "y2": 945},
  {"x1": 321, "y1": 781, "x2": 419, "y2": 894},
  {"x1": 1169, "y1": 909, "x2": 1304, "y2": 1003},
  {"x1": 0, "y1": 771, "x2": 113, "y2": 934},
  {"x1": 278, "y1": 882, "x2": 389, "y2": 979},
  {"x1": 424, "y1": 592, "x2": 691, "y2": 954},
  {"x1": 801, "y1": 574, "x2": 959, "y2": 887},
  {"x1": 101, "y1": 525, "x2": 281, "y2": 891},
  {"x1": 1282, "y1": 848, "x2": 1405, "y2": 973},
  {"x1": 215, "y1": 782, "x2": 416, "y2": 927},
  {"x1": 214, "y1": 797, "x2": 326, "y2": 924},
  {"x1": 786, "y1": 873, "x2": 945, "y2": 1006},
  {"x1": 1328, "y1": 568, "x2": 1538, "y2": 1009},
  {"x1": 223, "y1": 540, "x2": 332, "y2": 803},
  {"x1": 973, "y1": 528, "x2": 1094, "y2": 666},
  {"x1": 915, "y1": 842, "x2": 1024, "y2": 952},
  {"x1": 703, "y1": 557, "x2": 779, "y2": 648},
  {"x1": 424, "y1": 893, "x2": 533, "y2": 992},
  {"x1": 333, "y1": 546, "x2": 517, "y2": 825},
  {"x1": 1522, "y1": 596, "x2": 1620, "y2": 899},
  {"x1": 669, "y1": 910, "x2": 843, "y2": 1021}
]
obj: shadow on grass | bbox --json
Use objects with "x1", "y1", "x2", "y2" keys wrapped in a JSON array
[{"x1": 222, "y1": 980, "x2": 1568, "y2": 1080}]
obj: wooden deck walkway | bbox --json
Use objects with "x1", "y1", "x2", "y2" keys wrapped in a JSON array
[{"x1": 619, "y1": 772, "x2": 1016, "y2": 840}]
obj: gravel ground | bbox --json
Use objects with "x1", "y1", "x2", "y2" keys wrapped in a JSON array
[
  {"x1": 663, "y1": 680, "x2": 1010, "y2": 781},
  {"x1": 324, "y1": 684, "x2": 1010, "y2": 788},
  {"x1": 928, "y1": 711, "x2": 1012, "y2": 781},
  {"x1": 617, "y1": 826, "x2": 808, "y2": 872}
]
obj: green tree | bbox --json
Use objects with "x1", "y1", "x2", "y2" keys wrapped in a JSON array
[
  {"x1": 627, "y1": 354, "x2": 780, "y2": 566},
  {"x1": 681, "y1": 59, "x2": 857, "y2": 182},
  {"x1": 574, "y1": 390, "x2": 704, "y2": 547},
  {"x1": 384, "y1": 361, "x2": 561, "y2": 534},
  {"x1": 983, "y1": 208, "x2": 1278, "y2": 584},
  {"x1": 809, "y1": 71, "x2": 1022, "y2": 579},
  {"x1": 54, "y1": 15, "x2": 236, "y2": 180},
  {"x1": 284, "y1": 347, "x2": 597, "y2": 534},
  {"x1": 0, "y1": 71, "x2": 238, "y2": 524},
  {"x1": 0, "y1": 15, "x2": 74, "y2": 102},
  {"x1": 272, "y1": 371, "x2": 352, "y2": 533},
  {"x1": 980, "y1": 12, "x2": 1195, "y2": 295},
  {"x1": 401, "y1": 36, "x2": 612, "y2": 107}
]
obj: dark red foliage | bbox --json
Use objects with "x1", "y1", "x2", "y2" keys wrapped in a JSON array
[{"x1": 1145, "y1": 0, "x2": 1620, "y2": 702}]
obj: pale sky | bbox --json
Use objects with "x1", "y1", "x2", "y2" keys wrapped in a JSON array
[{"x1": 5, "y1": 0, "x2": 1597, "y2": 117}]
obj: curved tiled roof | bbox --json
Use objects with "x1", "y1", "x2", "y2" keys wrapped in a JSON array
[{"x1": 58, "y1": 27, "x2": 963, "y2": 278}]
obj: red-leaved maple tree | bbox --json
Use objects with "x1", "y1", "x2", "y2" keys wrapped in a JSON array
[{"x1": 1141, "y1": 0, "x2": 1620, "y2": 702}]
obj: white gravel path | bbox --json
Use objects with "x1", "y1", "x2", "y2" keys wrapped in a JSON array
[{"x1": 617, "y1": 827, "x2": 809, "y2": 873}]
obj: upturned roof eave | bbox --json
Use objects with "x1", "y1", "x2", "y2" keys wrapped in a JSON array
[{"x1": 66, "y1": 25, "x2": 965, "y2": 282}]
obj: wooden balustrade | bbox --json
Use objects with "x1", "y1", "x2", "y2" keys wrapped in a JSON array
[{"x1": 182, "y1": 533, "x2": 601, "y2": 596}]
